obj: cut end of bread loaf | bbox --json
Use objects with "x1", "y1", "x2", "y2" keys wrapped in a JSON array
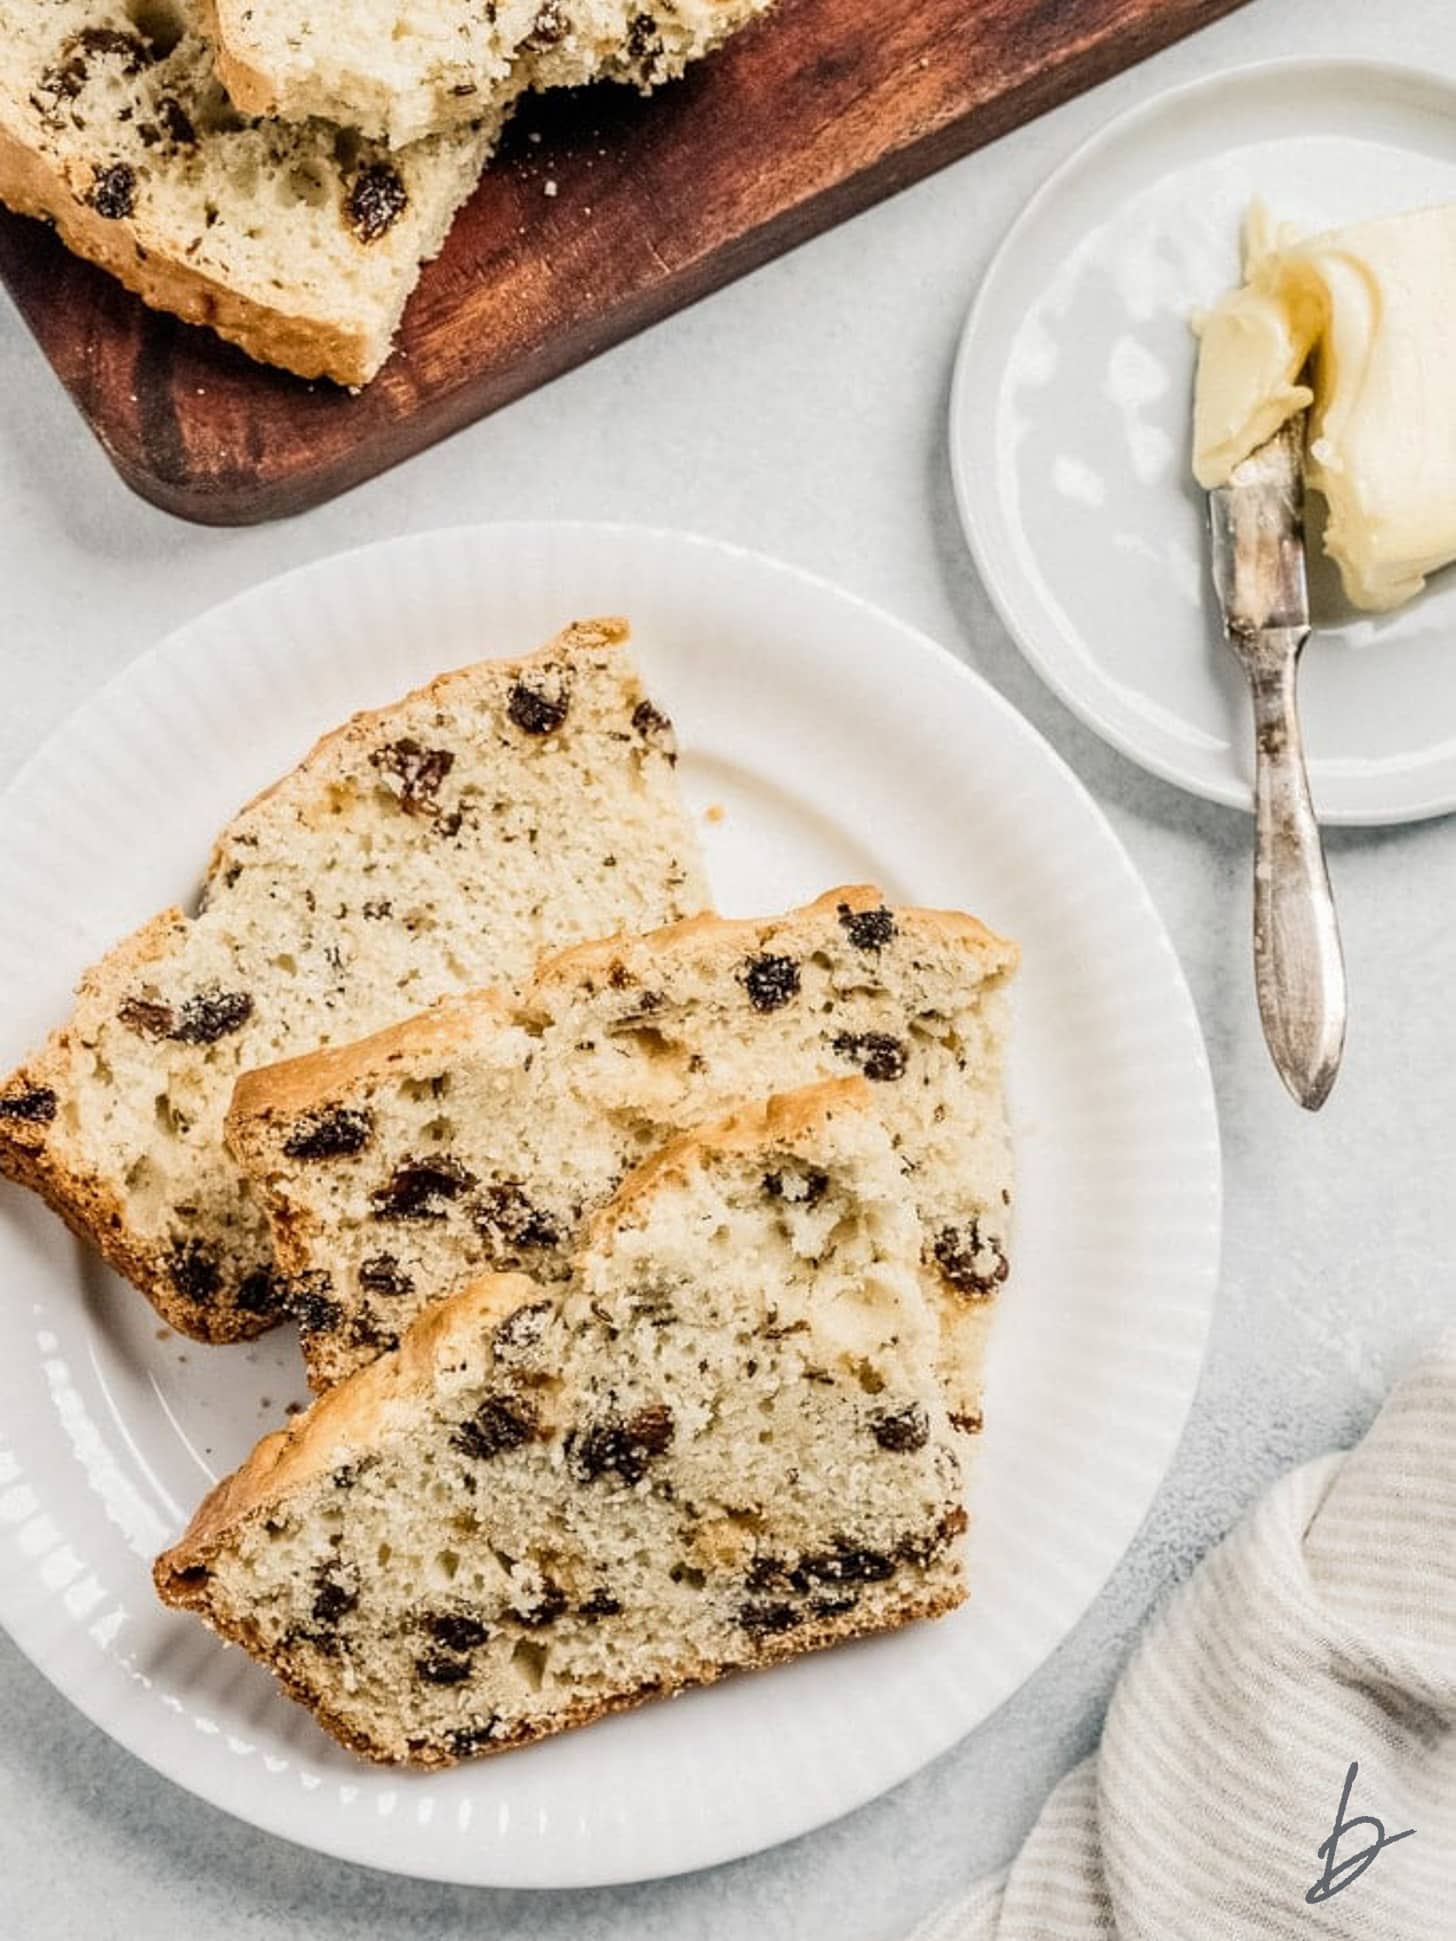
[
  {"x1": 0, "y1": 0, "x2": 498, "y2": 381},
  {"x1": 0, "y1": 622, "x2": 708, "y2": 1343},
  {"x1": 226, "y1": 884, "x2": 1017, "y2": 1422},
  {"x1": 208, "y1": 0, "x2": 777, "y2": 148},
  {"x1": 156, "y1": 1080, "x2": 967, "y2": 1765}
]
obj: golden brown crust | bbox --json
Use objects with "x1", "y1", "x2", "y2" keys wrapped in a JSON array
[
  {"x1": 165, "y1": 1084, "x2": 866, "y2": 1580},
  {"x1": 156, "y1": 1077, "x2": 966, "y2": 1765},
  {"x1": 597, "y1": 1078, "x2": 873, "y2": 1228},
  {"x1": 530, "y1": 881, "x2": 1019, "y2": 999},
  {"x1": 197, "y1": 0, "x2": 280, "y2": 118},
  {"x1": 218, "y1": 619, "x2": 632, "y2": 844},
  {"x1": 167, "y1": 1560, "x2": 962, "y2": 1767},
  {"x1": 0, "y1": 910, "x2": 267, "y2": 1344},
  {"x1": 285, "y1": 1577, "x2": 965, "y2": 1766},
  {"x1": 155, "y1": 1270, "x2": 545, "y2": 1593},
  {"x1": 0, "y1": 1128, "x2": 272, "y2": 1341},
  {"x1": 225, "y1": 883, "x2": 1018, "y2": 1166},
  {"x1": 222, "y1": 621, "x2": 635, "y2": 1152},
  {"x1": 0, "y1": 122, "x2": 372, "y2": 385},
  {"x1": 226, "y1": 986, "x2": 517, "y2": 1150},
  {"x1": 3, "y1": 623, "x2": 652, "y2": 1344}
]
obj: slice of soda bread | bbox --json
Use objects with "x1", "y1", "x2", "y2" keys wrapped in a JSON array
[
  {"x1": 155, "y1": 1081, "x2": 968, "y2": 1765},
  {"x1": 0, "y1": 0, "x2": 499, "y2": 384},
  {"x1": 227, "y1": 885, "x2": 1016, "y2": 1422},
  {"x1": 0, "y1": 622, "x2": 708, "y2": 1344},
  {"x1": 207, "y1": 0, "x2": 776, "y2": 149}
]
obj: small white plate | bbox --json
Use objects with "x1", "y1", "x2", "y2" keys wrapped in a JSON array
[
  {"x1": 0, "y1": 525, "x2": 1219, "y2": 1886},
  {"x1": 952, "y1": 58, "x2": 1456, "y2": 824}
]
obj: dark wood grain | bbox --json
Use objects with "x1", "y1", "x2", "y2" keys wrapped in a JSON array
[{"x1": 0, "y1": 0, "x2": 1248, "y2": 525}]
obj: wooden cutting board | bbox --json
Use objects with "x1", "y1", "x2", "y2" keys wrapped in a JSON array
[{"x1": 0, "y1": 0, "x2": 1247, "y2": 525}]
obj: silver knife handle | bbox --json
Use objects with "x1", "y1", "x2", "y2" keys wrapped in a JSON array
[{"x1": 1246, "y1": 629, "x2": 1347, "y2": 1110}]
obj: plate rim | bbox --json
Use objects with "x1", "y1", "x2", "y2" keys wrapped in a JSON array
[
  {"x1": 0, "y1": 520, "x2": 1222, "y2": 1886},
  {"x1": 949, "y1": 53, "x2": 1456, "y2": 829}
]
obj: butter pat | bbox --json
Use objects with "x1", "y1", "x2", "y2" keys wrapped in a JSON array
[{"x1": 1192, "y1": 201, "x2": 1456, "y2": 610}]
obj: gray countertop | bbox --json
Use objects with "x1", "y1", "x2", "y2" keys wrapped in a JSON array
[{"x1": 3, "y1": 0, "x2": 1454, "y2": 1933}]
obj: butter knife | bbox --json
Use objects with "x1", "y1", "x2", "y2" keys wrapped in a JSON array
[{"x1": 1208, "y1": 414, "x2": 1347, "y2": 1110}]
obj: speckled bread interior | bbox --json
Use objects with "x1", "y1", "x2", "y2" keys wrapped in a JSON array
[
  {"x1": 208, "y1": 0, "x2": 778, "y2": 149},
  {"x1": 0, "y1": 622, "x2": 708, "y2": 1344},
  {"x1": 0, "y1": 0, "x2": 501, "y2": 383},
  {"x1": 156, "y1": 1082, "x2": 968, "y2": 1765},
  {"x1": 227, "y1": 885, "x2": 1017, "y2": 1425}
]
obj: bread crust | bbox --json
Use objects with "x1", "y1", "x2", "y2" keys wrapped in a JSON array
[
  {"x1": 228, "y1": 985, "x2": 520, "y2": 1139},
  {"x1": 240, "y1": 1577, "x2": 965, "y2": 1767},
  {"x1": 225, "y1": 882, "x2": 1017, "y2": 1409},
  {"x1": 0, "y1": 123, "x2": 373, "y2": 386},
  {"x1": 0, "y1": 620, "x2": 699, "y2": 1344},
  {"x1": 533, "y1": 882, "x2": 1017, "y2": 999},
  {"x1": 203, "y1": 0, "x2": 776, "y2": 149},
  {"x1": 226, "y1": 883, "x2": 1017, "y2": 1148},
  {"x1": 169, "y1": 1085, "x2": 874, "y2": 1573},
  {"x1": 596, "y1": 1077, "x2": 872, "y2": 1225},
  {"x1": 155, "y1": 1269, "x2": 545, "y2": 1584},
  {"x1": 157, "y1": 1079, "x2": 966, "y2": 1764},
  {"x1": 218, "y1": 618, "x2": 632, "y2": 844},
  {"x1": 196, "y1": 0, "x2": 281, "y2": 119},
  {"x1": 0, "y1": 908, "x2": 275, "y2": 1341},
  {"x1": 164, "y1": 1552, "x2": 962, "y2": 1767}
]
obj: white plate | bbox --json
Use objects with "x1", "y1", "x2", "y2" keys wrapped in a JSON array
[
  {"x1": 0, "y1": 524, "x2": 1219, "y2": 1887},
  {"x1": 952, "y1": 58, "x2": 1456, "y2": 824}
]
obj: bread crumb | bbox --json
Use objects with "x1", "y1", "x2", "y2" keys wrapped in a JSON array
[
  {"x1": 704, "y1": 804, "x2": 726, "y2": 825},
  {"x1": 544, "y1": 179, "x2": 559, "y2": 198}
]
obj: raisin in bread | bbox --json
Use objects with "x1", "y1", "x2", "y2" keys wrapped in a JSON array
[
  {"x1": 156, "y1": 1081, "x2": 967, "y2": 1764},
  {"x1": 208, "y1": 0, "x2": 775, "y2": 149},
  {"x1": 0, "y1": 622, "x2": 708, "y2": 1345},
  {"x1": 227, "y1": 885, "x2": 1016, "y2": 1422},
  {"x1": 0, "y1": 0, "x2": 498, "y2": 383}
]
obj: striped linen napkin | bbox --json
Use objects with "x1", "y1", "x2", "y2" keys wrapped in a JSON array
[{"x1": 914, "y1": 1337, "x2": 1456, "y2": 1939}]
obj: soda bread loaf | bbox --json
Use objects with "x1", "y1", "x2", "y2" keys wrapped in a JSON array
[
  {"x1": 227, "y1": 885, "x2": 1016, "y2": 1422},
  {"x1": 0, "y1": 0, "x2": 498, "y2": 383},
  {"x1": 207, "y1": 0, "x2": 776, "y2": 148},
  {"x1": 155, "y1": 1082, "x2": 968, "y2": 1765},
  {"x1": 0, "y1": 622, "x2": 708, "y2": 1345}
]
